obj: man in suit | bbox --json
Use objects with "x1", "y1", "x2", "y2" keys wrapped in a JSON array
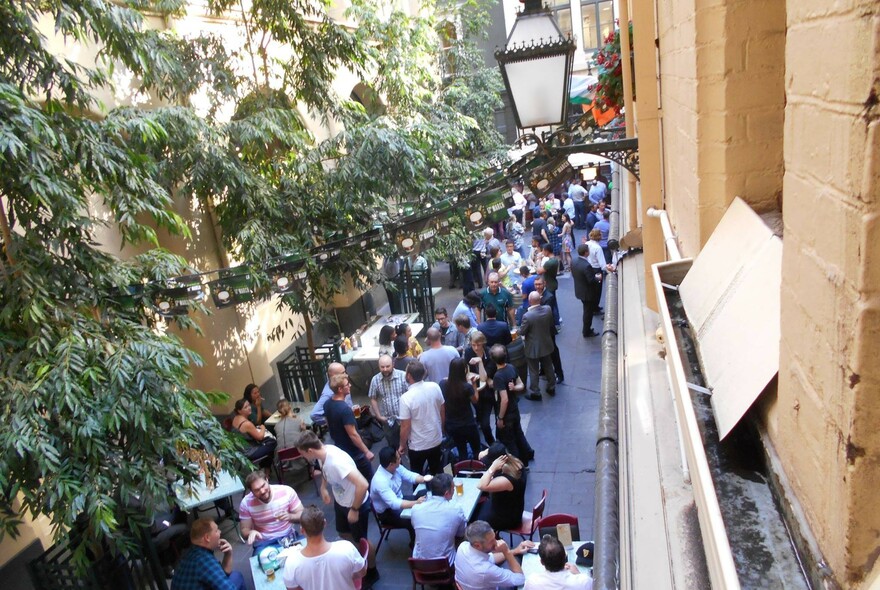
[
  {"x1": 571, "y1": 243, "x2": 601, "y2": 338},
  {"x1": 519, "y1": 291, "x2": 557, "y2": 401}
]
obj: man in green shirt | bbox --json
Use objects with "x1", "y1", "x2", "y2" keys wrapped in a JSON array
[{"x1": 480, "y1": 272, "x2": 515, "y2": 326}]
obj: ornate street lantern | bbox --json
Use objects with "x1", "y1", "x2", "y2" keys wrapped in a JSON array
[{"x1": 495, "y1": 0, "x2": 576, "y2": 130}]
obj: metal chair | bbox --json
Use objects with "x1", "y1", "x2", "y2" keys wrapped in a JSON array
[
  {"x1": 370, "y1": 502, "x2": 409, "y2": 554},
  {"x1": 536, "y1": 513, "x2": 580, "y2": 543},
  {"x1": 502, "y1": 488, "x2": 547, "y2": 544},
  {"x1": 407, "y1": 557, "x2": 455, "y2": 590},
  {"x1": 452, "y1": 459, "x2": 486, "y2": 478},
  {"x1": 274, "y1": 446, "x2": 313, "y2": 484}
]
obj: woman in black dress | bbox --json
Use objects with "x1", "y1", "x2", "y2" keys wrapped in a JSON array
[
  {"x1": 440, "y1": 358, "x2": 482, "y2": 461},
  {"x1": 476, "y1": 442, "x2": 527, "y2": 531}
]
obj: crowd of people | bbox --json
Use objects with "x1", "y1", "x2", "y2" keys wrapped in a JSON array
[{"x1": 171, "y1": 176, "x2": 613, "y2": 590}]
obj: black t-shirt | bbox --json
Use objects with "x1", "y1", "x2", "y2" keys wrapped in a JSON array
[
  {"x1": 324, "y1": 399, "x2": 362, "y2": 459},
  {"x1": 531, "y1": 218, "x2": 548, "y2": 244},
  {"x1": 439, "y1": 379, "x2": 477, "y2": 428},
  {"x1": 493, "y1": 364, "x2": 520, "y2": 419}
]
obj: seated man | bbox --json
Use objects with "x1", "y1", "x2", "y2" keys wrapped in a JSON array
[
  {"x1": 171, "y1": 518, "x2": 244, "y2": 590},
  {"x1": 411, "y1": 473, "x2": 467, "y2": 565},
  {"x1": 282, "y1": 505, "x2": 367, "y2": 590},
  {"x1": 455, "y1": 520, "x2": 534, "y2": 590},
  {"x1": 239, "y1": 471, "x2": 303, "y2": 553},
  {"x1": 523, "y1": 534, "x2": 594, "y2": 589},
  {"x1": 370, "y1": 447, "x2": 429, "y2": 545}
]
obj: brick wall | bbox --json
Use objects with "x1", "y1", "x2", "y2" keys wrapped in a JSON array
[{"x1": 772, "y1": 0, "x2": 880, "y2": 585}]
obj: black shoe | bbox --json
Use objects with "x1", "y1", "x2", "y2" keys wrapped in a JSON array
[
  {"x1": 524, "y1": 452, "x2": 535, "y2": 462},
  {"x1": 555, "y1": 376, "x2": 564, "y2": 384},
  {"x1": 547, "y1": 388, "x2": 556, "y2": 396},
  {"x1": 594, "y1": 307, "x2": 604, "y2": 315},
  {"x1": 525, "y1": 394, "x2": 542, "y2": 401},
  {"x1": 584, "y1": 330, "x2": 599, "y2": 338}
]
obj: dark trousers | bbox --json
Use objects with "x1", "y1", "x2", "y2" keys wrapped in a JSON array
[
  {"x1": 408, "y1": 445, "x2": 443, "y2": 475},
  {"x1": 469, "y1": 253, "x2": 485, "y2": 289},
  {"x1": 333, "y1": 501, "x2": 370, "y2": 542},
  {"x1": 580, "y1": 299, "x2": 596, "y2": 336},
  {"x1": 475, "y1": 394, "x2": 495, "y2": 445},
  {"x1": 382, "y1": 421, "x2": 401, "y2": 451},
  {"x1": 496, "y1": 415, "x2": 533, "y2": 461},
  {"x1": 574, "y1": 200, "x2": 586, "y2": 229},
  {"x1": 378, "y1": 508, "x2": 415, "y2": 543},
  {"x1": 447, "y1": 422, "x2": 482, "y2": 460},
  {"x1": 550, "y1": 335, "x2": 564, "y2": 380},
  {"x1": 354, "y1": 454, "x2": 374, "y2": 483},
  {"x1": 527, "y1": 355, "x2": 556, "y2": 396}
]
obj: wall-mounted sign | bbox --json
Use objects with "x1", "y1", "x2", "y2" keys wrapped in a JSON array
[
  {"x1": 527, "y1": 157, "x2": 574, "y2": 198},
  {"x1": 266, "y1": 256, "x2": 306, "y2": 294},
  {"x1": 209, "y1": 267, "x2": 253, "y2": 308},
  {"x1": 152, "y1": 275, "x2": 205, "y2": 317}
]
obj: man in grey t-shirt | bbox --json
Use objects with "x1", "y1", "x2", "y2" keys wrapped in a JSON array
[{"x1": 418, "y1": 328, "x2": 460, "y2": 383}]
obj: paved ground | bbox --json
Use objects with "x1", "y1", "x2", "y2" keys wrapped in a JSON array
[{"x1": 226, "y1": 236, "x2": 605, "y2": 589}]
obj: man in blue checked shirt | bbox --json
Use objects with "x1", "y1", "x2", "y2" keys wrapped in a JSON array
[
  {"x1": 369, "y1": 447, "x2": 430, "y2": 546},
  {"x1": 171, "y1": 518, "x2": 244, "y2": 590}
]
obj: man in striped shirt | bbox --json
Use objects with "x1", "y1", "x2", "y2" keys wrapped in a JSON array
[{"x1": 239, "y1": 471, "x2": 303, "y2": 553}]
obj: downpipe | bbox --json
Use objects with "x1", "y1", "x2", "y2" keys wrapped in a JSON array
[{"x1": 593, "y1": 166, "x2": 621, "y2": 589}]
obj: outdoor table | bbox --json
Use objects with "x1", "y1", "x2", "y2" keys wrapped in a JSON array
[
  {"x1": 265, "y1": 401, "x2": 316, "y2": 428},
  {"x1": 400, "y1": 477, "x2": 482, "y2": 520},
  {"x1": 172, "y1": 470, "x2": 244, "y2": 513},
  {"x1": 519, "y1": 545, "x2": 592, "y2": 589},
  {"x1": 249, "y1": 541, "x2": 302, "y2": 590},
  {"x1": 349, "y1": 313, "x2": 421, "y2": 363}
]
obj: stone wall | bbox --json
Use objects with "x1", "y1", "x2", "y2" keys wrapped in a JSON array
[{"x1": 771, "y1": 0, "x2": 880, "y2": 585}]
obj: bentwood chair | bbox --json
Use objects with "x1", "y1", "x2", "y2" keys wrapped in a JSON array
[
  {"x1": 501, "y1": 488, "x2": 547, "y2": 544},
  {"x1": 536, "y1": 513, "x2": 581, "y2": 543},
  {"x1": 452, "y1": 459, "x2": 486, "y2": 478},
  {"x1": 407, "y1": 557, "x2": 455, "y2": 590},
  {"x1": 274, "y1": 446, "x2": 313, "y2": 485}
]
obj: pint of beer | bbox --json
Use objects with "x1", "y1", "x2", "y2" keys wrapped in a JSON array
[
  {"x1": 454, "y1": 478, "x2": 464, "y2": 496},
  {"x1": 353, "y1": 405, "x2": 362, "y2": 419}
]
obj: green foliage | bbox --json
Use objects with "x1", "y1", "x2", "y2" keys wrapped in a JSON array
[{"x1": 0, "y1": 0, "x2": 505, "y2": 568}]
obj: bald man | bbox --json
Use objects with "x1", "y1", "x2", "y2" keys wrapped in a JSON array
[
  {"x1": 310, "y1": 362, "x2": 351, "y2": 425},
  {"x1": 520, "y1": 291, "x2": 557, "y2": 400}
]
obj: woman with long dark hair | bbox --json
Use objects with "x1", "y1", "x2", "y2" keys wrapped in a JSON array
[
  {"x1": 440, "y1": 358, "x2": 482, "y2": 461},
  {"x1": 378, "y1": 324, "x2": 396, "y2": 356},
  {"x1": 231, "y1": 399, "x2": 276, "y2": 464}
]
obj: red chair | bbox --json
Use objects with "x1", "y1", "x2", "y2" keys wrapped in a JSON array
[
  {"x1": 536, "y1": 513, "x2": 580, "y2": 543},
  {"x1": 453, "y1": 459, "x2": 486, "y2": 477},
  {"x1": 407, "y1": 557, "x2": 455, "y2": 590},
  {"x1": 354, "y1": 538, "x2": 370, "y2": 590},
  {"x1": 370, "y1": 502, "x2": 409, "y2": 554},
  {"x1": 502, "y1": 488, "x2": 547, "y2": 544},
  {"x1": 274, "y1": 446, "x2": 313, "y2": 484}
]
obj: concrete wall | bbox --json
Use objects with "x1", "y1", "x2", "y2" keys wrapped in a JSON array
[{"x1": 770, "y1": 0, "x2": 880, "y2": 585}]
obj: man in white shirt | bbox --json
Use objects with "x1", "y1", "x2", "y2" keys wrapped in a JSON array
[
  {"x1": 567, "y1": 178, "x2": 588, "y2": 229},
  {"x1": 282, "y1": 504, "x2": 366, "y2": 590},
  {"x1": 523, "y1": 535, "x2": 593, "y2": 589},
  {"x1": 411, "y1": 474, "x2": 466, "y2": 565},
  {"x1": 508, "y1": 182, "x2": 527, "y2": 224},
  {"x1": 397, "y1": 360, "x2": 446, "y2": 475},
  {"x1": 296, "y1": 431, "x2": 379, "y2": 587},
  {"x1": 455, "y1": 520, "x2": 534, "y2": 590}
]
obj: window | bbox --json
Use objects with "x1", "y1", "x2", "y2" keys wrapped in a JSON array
[
  {"x1": 548, "y1": 0, "x2": 573, "y2": 39},
  {"x1": 580, "y1": 0, "x2": 616, "y2": 53}
]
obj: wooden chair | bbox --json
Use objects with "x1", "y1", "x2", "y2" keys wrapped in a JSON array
[
  {"x1": 370, "y1": 502, "x2": 409, "y2": 554},
  {"x1": 274, "y1": 446, "x2": 313, "y2": 484},
  {"x1": 536, "y1": 513, "x2": 580, "y2": 543},
  {"x1": 501, "y1": 488, "x2": 547, "y2": 544},
  {"x1": 407, "y1": 557, "x2": 454, "y2": 590},
  {"x1": 452, "y1": 459, "x2": 486, "y2": 478}
]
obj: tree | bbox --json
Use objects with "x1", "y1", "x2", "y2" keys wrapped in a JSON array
[{"x1": 0, "y1": 0, "x2": 505, "y2": 568}]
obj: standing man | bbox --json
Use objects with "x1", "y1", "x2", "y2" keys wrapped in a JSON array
[
  {"x1": 531, "y1": 209, "x2": 550, "y2": 246},
  {"x1": 476, "y1": 304, "x2": 512, "y2": 348},
  {"x1": 490, "y1": 344, "x2": 533, "y2": 461},
  {"x1": 411, "y1": 473, "x2": 467, "y2": 566},
  {"x1": 397, "y1": 360, "x2": 446, "y2": 475},
  {"x1": 324, "y1": 373, "x2": 375, "y2": 482},
  {"x1": 310, "y1": 362, "x2": 350, "y2": 426},
  {"x1": 533, "y1": 277, "x2": 564, "y2": 383},
  {"x1": 453, "y1": 290, "x2": 482, "y2": 328},
  {"x1": 523, "y1": 535, "x2": 594, "y2": 589},
  {"x1": 239, "y1": 471, "x2": 304, "y2": 553},
  {"x1": 508, "y1": 181, "x2": 527, "y2": 224},
  {"x1": 571, "y1": 243, "x2": 601, "y2": 338},
  {"x1": 480, "y1": 272, "x2": 516, "y2": 327},
  {"x1": 171, "y1": 518, "x2": 244, "y2": 590},
  {"x1": 454, "y1": 521, "x2": 534, "y2": 590},
  {"x1": 281, "y1": 505, "x2": 367, "y2": 590},
  {"x1": 520, "y1": 291, "x2": 556, "y2": 400},
  {"x1": 368, "y1": 354, "x2": 407, "y2": 450},
  {"x1": 431, "y1": 307, "x2": 467, "y2": 350},
  {"x1": 419, "y1": 327, "x2": 460, "y2": 383},
  {"x1": 370, "y1": 447, "x2": 429, "y2": 545},
  {"x1": 588, "y1": 178, "x2": 607, "y2": 205},
  {"x1": 568, "y1": 178, "x2": 588, "y2": 229},
  {"x1": 296, "y1": 431, "x2": 380, "y2": 585}
]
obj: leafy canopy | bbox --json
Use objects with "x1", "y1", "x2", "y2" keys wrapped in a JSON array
[{"x1": 0, "y1": 0, "x2": 504, "y2": 568}]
